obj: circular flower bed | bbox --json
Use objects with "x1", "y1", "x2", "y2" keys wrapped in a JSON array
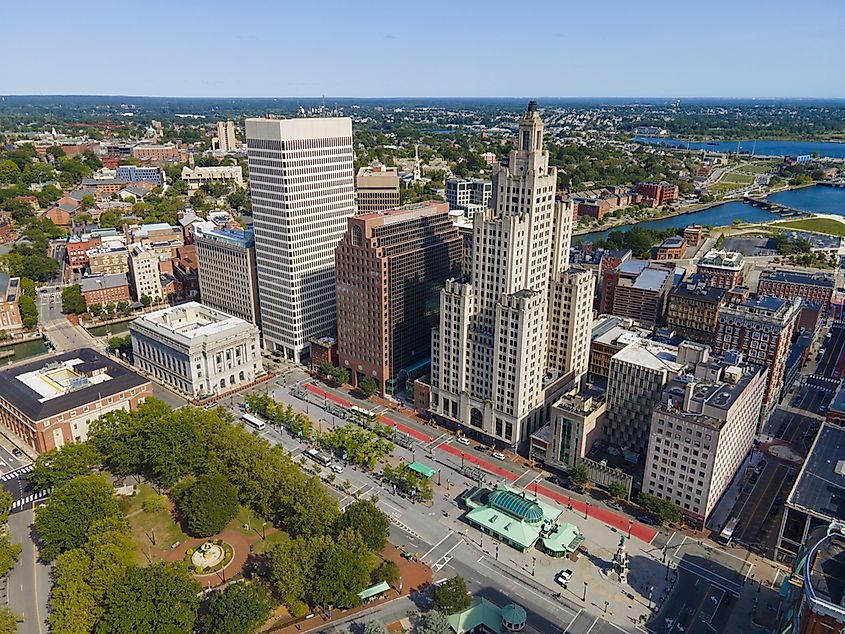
[{"x1": 184, "y1": 539, "x2": 234, "y2": 575}]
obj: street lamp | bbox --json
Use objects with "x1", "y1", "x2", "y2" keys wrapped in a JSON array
[
  {"x1": 585, "y1": 502, "x2": 589, "y2": 520},
  {"x1": 461, "y1": 452, "x2": 465, "y2": 469},
  {"x1": 628, "y1": 520, "x2": 633, "y2": 538},
  {"x1": 531, "y1": 556, "x2": 536, "y2": 577},
  {"x1": 604, "y1": 601, "x2": 609, "y2": 614},
  {"x1": 583, "y1": 581, "x2": 588, "y2": 602}
]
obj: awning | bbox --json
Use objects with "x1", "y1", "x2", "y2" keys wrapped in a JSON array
[
  {"x1": 358, "y1": 580, "x2": 390, "y2": 601},
  {"x1": 408, "y1": 461, "x2": 436, "y2": 478}
]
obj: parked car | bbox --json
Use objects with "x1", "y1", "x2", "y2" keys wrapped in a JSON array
[
  {"x1": 11, "y1": 448, "x2": 22, "y2": 457},
  {"x1": 636, "y1": 514, "x2": 656, "y2": 526},
  {"x1": 492, "y1": 451, "x2": 506, "y2": 461},
  {"x1": 755, "y1": 459, "x2": 768, "y2": 473},
  {"x1": 554, "y1": 569, "x2": 574, "y2": 586},
  {"x1": 456, "y1": 437, "x2": 471, "y2": 446},
  {"x1": 331, "y1": 464, "x2": 345, "y2": 474}
]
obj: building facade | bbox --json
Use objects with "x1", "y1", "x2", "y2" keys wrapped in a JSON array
[
  {"x1": 605, "y1": 339, "x2": 685, "y2": 459},
  {"x1": 246, "y1": 116, "x2": 355, "y2": 361},
  {"x1": 712, "y1": 294, "x2": 801, "y2": 407},
  {"x1": 600, "y1": 260, "x2": 674, "y2": 326},
  {"x1": 531, "y1": 385, "x2": 606, "y2": 470},
  {"x1": 666, "y1": 276, "x2": 727, "y2": 343},
  {"x1": 0, "y1": 349, "x2": 151, "y2": 453},
  {"x1": 445, "y1": 178, "x2": 492, "y2": 217},
  {"x1": 79, "y1": 273, "x2": 131, "y2": 306},
  {"x1": 87, "y1": 242, "x2": 130, "y2": 275},
  {"x1": 115, "y1": 165, "x2": 164, "y2": 186},
  {"x1": 642, "y1": 357, "x2": 767, "y2": 528},
  {"x1": 181, "y1": 165, "x2": 244, "y2": 192},
  {"x1": 696, "y1": 249, "x2": 745, "y2": 289},
  {"x1": 355, "y1": 165, "x2": 400, "y2": 213},
  {"x1": 336, "y1": 201, "x2": 461, "y2": 395},
  {"x1": 0, "y1": 275, "x2": 23, "y2": 333},
  {"x1": 430, "y1": 102, "x2": 590, "y2": 450},
  {"x1": 758, "y1": 269, "x2": 835, "y2": 310},
  {"x1": 129, "y1": 302, "x2": 263, "y2": 399},
  {"x1": 636, "y1": 181, "x2": 679, "y2": 206},
  {"x1": 131, "y1": 143, "x2": 187, "y2": 162},
  {"x1": 128, "y1": 244, "x2": 161, "y2": 301},
  {"x1": 194, "y1": 223, "x2": 261, "y2": 325},
  {"x1": 216, "y1": 120, "x2": 237, "y2": 153},
  {"x1": 654, "y1": 236, "x2": 687, "y2": 260}
]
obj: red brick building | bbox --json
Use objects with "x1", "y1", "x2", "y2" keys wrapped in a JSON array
[
  {"x1": 309, "y1": 336, "x2": 339, "y2": 372},
  {"x1": 79, "y1": 273, "x2": 131, "y2": 306},
  {"x1": 683, "y1": 225, "x2": 704, "y2": 246},
  {"x1": 653, "y1": 236, "x2": 687, "y2": 260},
  {"x1": 66, "y1": 234, "x2": 102, "y2": 274},
  {"x1": 696, "y1": 249, "x2": 745, "y2": 289},
  {"x1": 757, "y1": 269, "x2": 835, "y2": 310},
  {"x1": 636, "y1": 181, "x2": 679, "y2": 206}
]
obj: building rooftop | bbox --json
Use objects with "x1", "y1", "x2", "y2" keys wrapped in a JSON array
[
  {"x1": 612, "y1": 339, "x2": 682, "y2": 374},
  {"x1": 355, "y1": 200, "x2": 450, "y2": 225},
  {"x1": 632, "y1": 266, "x2": 672, "y2": 292},
  {"x1": 194, "y1": 222, "x2": 255, "y2": 248},
  {"x1": 672, "y1": 275, "x2": 728, "y2": 303},
  {"x1": 617, "y1": 259, "x2": 649, "y2": 276},
  {"x1": 760, "y1": 268, "x2": 835, "y2": 289},
  {"x1": 660, "y1": 236, "x2": 686, "y2": 248},
  {"x1": 0, "y1": 349, "x2": 149, "y2": 421},
  {"x1": 787, "y1": 423, "x2": 845, "y2": 521},
  {"x1": 130, "y1": 302, "x2": 256, "y2": 347},
  {"x1": 698, "y1": 249, "x2": 744, "y2": 269},
  {"x1": 803, "y1": 522, "x2": 845, "y2": 619},
  {"x1": 591, "y1": 316, "x2": 651, "y2": 348},
  {"x1": 79, "y1": 273, "x2": 128, "y2": 293}
]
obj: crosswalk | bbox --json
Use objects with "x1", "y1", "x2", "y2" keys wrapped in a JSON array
[
  {"x1": 0, "y1": 463, "x2": 33, "y2": 482},
  {"x1": 10, "y1": 489, "x2": 50, "y2": 511}
]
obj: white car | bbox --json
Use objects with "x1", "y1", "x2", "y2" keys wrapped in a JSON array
[
  {"x1": 331, "y1": 464, "x2": 345, "y2": 474},
  {"x1": 456, "y1": 437, "x2": 471, "y2": 446},
  {"x1": 492, "y1": 451, "x2": 506, "y2": 461},
  {"x1": 555, "y1": 569, "x2": 574, "y2": 586}
]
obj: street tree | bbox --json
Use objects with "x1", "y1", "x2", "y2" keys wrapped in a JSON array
[
  {"x1": 358, "y1": 376, "x2": 378, "y2": 398},
  {"x1": 363, "y1": 622, "x2": 388, "y2": 634},
  {"x1": 415, "y1": 610, "x2": 451, "y2": 634},
  {"x1": 0, "y1": 534, "x2": 21, "y2": 579},
  {"x1": 0, "y1": 490, "x2": 11, "y2": 524},
  {"x1": 0, "y1": 608, "x2": 18, "y2": 634},
  {"x1": 205, "y1": 582, "x2": 272, "y2": 634},
  {"x1": 61, "y1": 284, "x2": 86, "y2": 314},
  {"x1": 34, "y1": 474, "x2": 123, "y2": 562},
  {"x1": 371, "y1": 560, "x2": 400, "y2": 587},
  {"x1": 608, "y1": 480, "x2": 628, "y2": 502},
  {"x1": 569, "y1": 464, "x2": 590, "y2": 492},
  {"x1": 334, "y1": 499, "x2": 390, "y2": 551},
  {"x1": 432, "y1": 576, "x2": 471, "y2": 615},
  {"x1": 637, "y1": 492, "x2": 682, "y2": 525},
  {"x1": 29, "y1": 443, "x2": 101, "y2": 492}
]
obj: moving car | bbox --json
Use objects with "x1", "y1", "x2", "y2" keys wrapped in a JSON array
[
  {"x1": 555, "y1": 569, "x2": 574, "y2": 586},
  {"x1": 331, "y1": 464, "x2": 345, "y2": 474},
  {"x1": 456, "y1": 437, "x2": 471, "y2": 446},
  {"x1": 492, "y1": 451, "x2": 506, "y2": 461},
  {"x1": 636, "y1": 514, "x2": 656, "y2": 525}
]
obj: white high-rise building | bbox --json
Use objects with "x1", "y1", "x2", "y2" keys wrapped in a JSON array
[
  {"x1": 246, "y1": 117, "x2": 355, "y2": 360},
  {"x1": 430, "y1": 102, "x2": 592, "y2": 450},
  {"x1": 216, "y1": 120, "x2": 237, "y2": 153}
]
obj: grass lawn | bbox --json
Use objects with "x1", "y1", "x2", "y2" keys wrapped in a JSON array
[
  {"x1": 774, "y1": 217, "x2": 845, "y2": 237},
  {"x1": 123, "y1": 483, "x2": 188, "y2": 555},
  {"x1": 740, "y1": 161, "x2": 778, "y2": 175},
  {"x1": 250, "y1": 529, "x2": 288, "y2": 556},
  {"x1": 228, "y1": 507, "x2": 268, "y2": 539}
]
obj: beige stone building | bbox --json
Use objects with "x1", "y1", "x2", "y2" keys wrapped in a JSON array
[
  {"x1": 181, "y1": 165, "x2": 244, "y2": 192},
  {"x1": 355, "y1": 165, "x2": 400, "y2": 213}
]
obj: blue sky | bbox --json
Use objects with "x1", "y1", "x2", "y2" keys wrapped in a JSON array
[{"x1": 4, "y1": 0, "x2": 844, "y2": 97}]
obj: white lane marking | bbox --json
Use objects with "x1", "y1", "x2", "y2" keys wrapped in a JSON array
[{"x1": 421, "y1": 531, "x2": 453, "y2": 561}]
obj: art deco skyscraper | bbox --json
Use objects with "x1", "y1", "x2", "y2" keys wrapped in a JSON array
[
  {"x1": 246, "y1": 117, "x2": 355, "y2": 360},
  {"x1": 429, "y1": 102, "x2": 594, "y2": 449}
]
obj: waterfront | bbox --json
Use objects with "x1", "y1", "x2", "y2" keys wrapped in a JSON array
[
  {"x1": 578, "y1": 184, "x2": 845, "y2": 243},
  {"x1": 0, "y1": 338, "x2": 48, "y2": 366},
  {"x1": 634, "y1": 136, "x2": 845, "y2": 159},
  {"x1": 87, "y1": 319, "x2": 133, "y2": 337}
]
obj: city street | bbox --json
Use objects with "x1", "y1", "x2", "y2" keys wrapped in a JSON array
[{"x1": 4, "y1": 507, "x2": 50, "y2": 634}]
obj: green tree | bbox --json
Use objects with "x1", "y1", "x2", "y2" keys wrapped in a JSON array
[
  {"x1": 358, "y1": 376, "x2": 379, "y2": 398},
  {"x1": 0, "y1": 160, "x2": 21, "y2": 184},
  {"x1": 608, "y1": 480, "x2": 628, "y2": 502},
  {"x1": 334, "y1": 500, "x2": 389, "y2": 551},
  {"x1": 416, "y1": 610, "x2": 451, "y2": 634},
  {"x1": 205, "y1": 582, "x2": 272, "y2": 634},
  {"x1": 432, "y1": 576, "x2": 471, "y2": 615},
  {"x1": 569, "y1": 464, "x2": 590, "y2": 491},
  {"x1": 95, "y1": 562, "x2": 200, "y2": 634},
  {"x1": 371, "y1": 560, "x2": 400, "y2": 587},
  {"x1": 0, "y1": 490, "x2": 12, "y2": 524},
  {"x1": 0, "y1": 533, "x2": 21, "y2": 579},
  {"x1": 29, "y1": 443, "x2": 101, "y2": 492},
  {"x1": 637, "y1": 492, "x2": 683, "y2": 526},
  {"x1": 107, "y1": 335, "x2": 132, "y2": 356},
  {"x1": 34, "y1": 474, "x2": 122, "y2": 561},
  {"x1": 363, "y1": 622, "x2": 388, "y2": 634},
  {"x1": 140, "y1": 294, "x2": 152, "y2": 307},
  {"x1": 266, "y1": 533, "x2": 331, "y2": 613},
  {"x1": 227, "y1": 187, "x2": 251, "y2": 213},
  {"x1": 173, "y1": 473, "x2": 239, "y2": 537},
  {"x1": 61, "y1": 285, "x2": 87, "y2": 314},
  {"x1": 311, "y1": 532, "x2": 372, "y2": 608},
  {"x1": 276, "y1": 475, "x2": 339, "y2": 538},
  {"x1": 0, "y1": 608, "x2": 19, "y2": 634}
]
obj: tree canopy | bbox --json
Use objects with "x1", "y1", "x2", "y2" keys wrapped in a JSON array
[
  {"x1": 432, "y1": 576, "x2": 471, "y2": 615},
  {"x1": 29, "y1": 443, "x2": 101, "y2": 491},
  {"x1": 334, "y1": 500, "x2": 389, "y2": 551},
  {"x1": 205, "y1": 582, "x2": 272, "y2": 634},
  {"x1": 173, "y1": 473, "x2": 239, "y2": 537}
]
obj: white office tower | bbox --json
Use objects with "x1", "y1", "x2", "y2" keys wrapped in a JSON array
[
  {"x1": 246, "y1": 117, "x2": 355, "y2": 361},
  {"x1": 216, "y1": 120, "x2": 237, "y2": 153},
  {"x1": 430, "y1": 102, "x2": 591, "y2": 450}
]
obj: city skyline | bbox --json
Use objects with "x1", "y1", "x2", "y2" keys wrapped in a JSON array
[{"x1": 3, "y1": 0, "x2": 844, "y2": 98}]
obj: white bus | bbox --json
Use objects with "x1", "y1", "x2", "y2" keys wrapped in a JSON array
[
  {"x1": 241, "y1": 413, "x2": 266, "y2": 431},
  {"x1": 719, "y1": 516, "x2": 740, "y2": 545}
]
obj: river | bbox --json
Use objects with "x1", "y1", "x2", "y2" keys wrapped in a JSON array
[
  {"x1": 633, "y1": 136, "x2": 845, "y2": 159},
  {"x1": 0, "y1": 338, "x2": 48, "y2": 366},
  {"x1": 87, "y1": 319, "x2": 134, "y2": 337},
  {"x1": 578, "y1": 185, "x2": 845, "y2": 243}
]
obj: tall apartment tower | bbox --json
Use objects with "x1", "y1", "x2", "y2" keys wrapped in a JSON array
[
  {"x1": 246, "y1": 117, "x2": 355, "y2": 360},
  {"x1": 194, "y1": 222, "x2": 261, "y2": 325},
  {"x1": 335, "y1": 201, "x2": 462, "y2": 395},
  {"x1": 430, "y1": 102, "x2": 591, "y2": 450},
  {"x1": 216, "y1": 120, "x2": 237, "y2": 153}
]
